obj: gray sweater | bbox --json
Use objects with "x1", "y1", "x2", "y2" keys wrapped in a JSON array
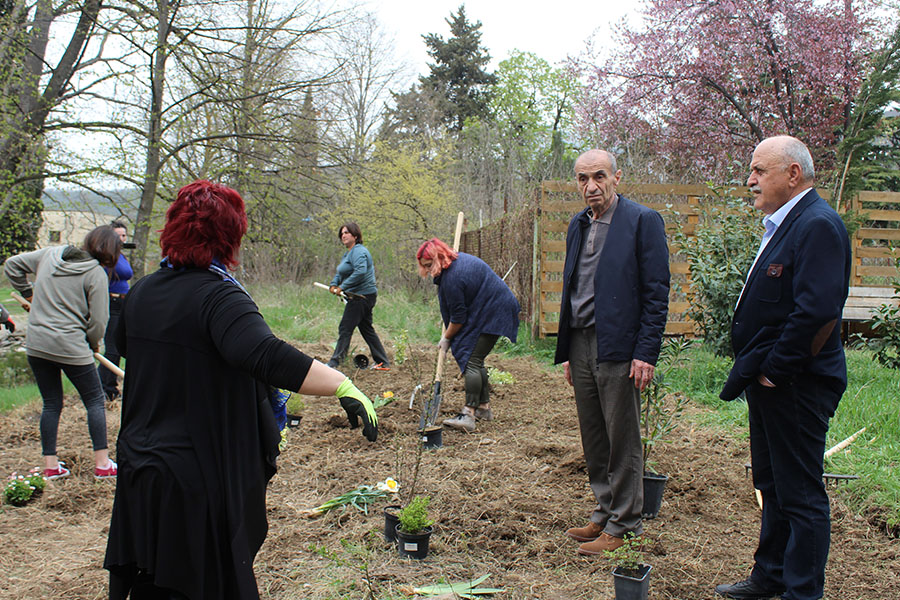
[{"x1": 4, "y1": 246, "x2": 110, "y2": 365}]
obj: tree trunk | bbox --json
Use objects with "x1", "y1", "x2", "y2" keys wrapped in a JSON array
[{"x1": 132, "y1": 0, "x2": 172, "y2": 278}]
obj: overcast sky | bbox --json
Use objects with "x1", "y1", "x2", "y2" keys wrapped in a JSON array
[{"x1": 370, "y1": 0, "x2": 642, "y2": 77}]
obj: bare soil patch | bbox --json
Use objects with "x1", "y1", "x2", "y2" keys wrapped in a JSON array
[{"x1": 1, "y1": 345, "x2": 897, "y2": 599}]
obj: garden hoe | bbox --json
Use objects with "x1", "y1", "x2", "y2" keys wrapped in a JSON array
[{"x1": 419, "y1": 211, "x2": 465, "y2": 434}]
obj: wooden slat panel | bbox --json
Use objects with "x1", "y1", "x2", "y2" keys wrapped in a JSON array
[
  {"x1": 843, "y1": 307, "x2": 880, "y2": 321},
  {"x1": 544, "y1": 260, "x2": 564, "y2": 272},
  {"x1": 669, "y1": 301, "x2": 691, "y2": 312},
  {"x1": 845, "y1": 298, "x2": 897, "y2": 308},
  {"x1": 857, "y1": 228, "x2": 900, "y2": 241},
  {"x1": 542, "y1": 240, "x2": 567, "y2": 252},
  {"x1": 856, "y1": 247, "x2": 896, "y2": 258},
  {"x1": 671, "y1": 263, "x2": 691, "y2": 274},
  {"x1": 848, "y1": 286, "x2": 897, "y2": 297},
  {"x1": 859, "y1": 209, "x2": 900, "y2": 221},
  {"x1": 540, "y1": 181, "x2": 752, "y2": 197},
  {"x1": 542, "y1": 200, "x2": 584, "y2": 213},
  {"x1": 665, "y1": 322, "x2": 696, "y2": 334},
  {"x1": 542, "y1": 181, "x2": 576, "y2": 193},
  {"x1": 541, "y1": 221, "x2": 569, "y2": 232},
  {"x1": 858, "y1": 191, "x2": 900, "y2": 203},
  {"x1": 542, "y1": 280, "x2": 563, "y2": 292},
  {"x1": 857, "y1": 265, "x2": 900, "y2": 277},
  {"x1": 541, "y1": 322, "x2": 559, "y2": 334},
  {"x1": 542, "y1": 302, "x2": 561, "y2": 312}
]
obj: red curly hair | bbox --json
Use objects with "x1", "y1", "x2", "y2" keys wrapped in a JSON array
[
  {"x1": 159, "y1": 180, "x2": 247, "y2": 269},
  {"x1": 416, "y1": 238, "x2": 458, "y2": 277}
]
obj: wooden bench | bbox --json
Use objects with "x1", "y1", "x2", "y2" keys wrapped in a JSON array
[{"x1": 843, "y1": 286, "x2": 900, "y2": 323}]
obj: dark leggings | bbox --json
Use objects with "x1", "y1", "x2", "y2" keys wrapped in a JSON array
[
  {"x1": 28, "y1": 356, "x2": 108, "y2": 455},
  {"x1": 464, "y1": 334, "x2": 499, "y2": 409}
]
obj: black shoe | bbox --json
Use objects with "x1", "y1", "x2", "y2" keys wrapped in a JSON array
[{"x1": 714, "y1": 578, "x2": 783, "y2": 599}]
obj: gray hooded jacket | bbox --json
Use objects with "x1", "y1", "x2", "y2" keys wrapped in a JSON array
[{"x1": 4, "y1": 246, "x2": 110, "y2": 365}]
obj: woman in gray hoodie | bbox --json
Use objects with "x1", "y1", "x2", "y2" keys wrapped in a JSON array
[{"x1": 4, "y1": 225, "x2": 121, "y2": 480}]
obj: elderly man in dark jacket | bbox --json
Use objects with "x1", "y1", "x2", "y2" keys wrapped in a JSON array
[{"x1": 554, "y1": 149, "x2": 670, "y2": 556}]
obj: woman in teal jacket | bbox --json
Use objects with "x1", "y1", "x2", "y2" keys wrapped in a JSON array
[{"x1": 326, "y1": 222, "x2": 390, "y2": 370}]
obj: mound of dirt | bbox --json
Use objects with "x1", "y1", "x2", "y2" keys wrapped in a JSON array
[{"x1": 1, "y1": 346, "x2": 897, "y2": 599}]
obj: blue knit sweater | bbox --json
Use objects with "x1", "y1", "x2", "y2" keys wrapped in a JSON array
[{"x1": 434, "y1": 253, "x2": 520, "y2": 372}]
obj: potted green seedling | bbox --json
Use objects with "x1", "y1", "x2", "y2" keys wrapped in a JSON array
[
  {"x1": 395, "y1": 495, "x2": 434, "y2": 559},
  {"x1": 641, "y1": 337, "x2": 692, "y2": 519},
  {"x1": 605, "y1": 533, "x2": 651, "y2": 600}
]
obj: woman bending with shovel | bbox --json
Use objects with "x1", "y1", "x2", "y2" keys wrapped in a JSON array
[
  {"x1": 416, "y1": 238, "x2": 520, "y2": 433},
  {"x1": 104, "y1": 181, "x2": 378, "y2": 600}
]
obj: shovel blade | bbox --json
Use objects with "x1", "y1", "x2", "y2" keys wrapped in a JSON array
[{"x1": 425, "y1": 381, "x2": 442, "y2": 427}]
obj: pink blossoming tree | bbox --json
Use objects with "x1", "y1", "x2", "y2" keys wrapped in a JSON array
[{"x1": 573, "y1": 0, "x2": 886, "y2": 181}]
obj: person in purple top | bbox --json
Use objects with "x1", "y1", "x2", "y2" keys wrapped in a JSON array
[
  {"x1": 416, "y1": 238, "x2": 520, "y2": 433},
  {"x1": 98, "y1": 220, "x2": 133, "y2": 401}
]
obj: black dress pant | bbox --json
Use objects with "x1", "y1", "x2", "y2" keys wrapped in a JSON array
[
  {"x1": 98, "y1": 295, "x2": 123, "y2": 399},
  {"x1": 329, "y1": 293, "x2": 389, "y2": 366},
  {"x1": 746, "y1": 373, "x2": 843, "y2": 600}
]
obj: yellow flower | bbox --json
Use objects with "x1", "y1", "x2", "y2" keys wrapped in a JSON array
[
  {"x1": 383, "y1": 391, "x2": 394, "y2": 398},
  {"x1": 377, "y1": 477, "x2": 400, "y2": 493}
]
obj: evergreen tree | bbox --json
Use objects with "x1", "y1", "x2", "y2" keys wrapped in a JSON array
[
  {"x1": 421, "y1": 5, "x2": 496, "y2": 131},
  {"x1": 832, "y1": 21, "x2": 900, "y2": 207}
]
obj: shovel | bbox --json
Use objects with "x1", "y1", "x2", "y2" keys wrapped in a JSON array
[{"x1": 418, "y1": 211, "x2": 465, "y2": 430}]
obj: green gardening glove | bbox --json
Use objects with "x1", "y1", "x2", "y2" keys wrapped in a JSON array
[{"x1": 335, "y1": 378, "x2": 378, "y2": 442}]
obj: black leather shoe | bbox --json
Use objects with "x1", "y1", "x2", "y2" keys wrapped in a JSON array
[{"x1": 714, "y1": 578, "x2": 783, "y2": 599}]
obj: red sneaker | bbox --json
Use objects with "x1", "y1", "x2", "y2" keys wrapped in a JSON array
[
  {"x1": 43, "y1": 463, "x2": 70, "y2": 480},
  {"x1": 370, "y1": 362, "x2": 390, "y2": 371},
  {"x1": 94, "y1": 459, "x2": 117, "y2": 480}
]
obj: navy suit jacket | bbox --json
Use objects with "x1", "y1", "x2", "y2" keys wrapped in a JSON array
[
  {"x1": 554, "y1": 195, "x2": 670, "y2": 366},
  {"x1": 720, "y1": 189, "x2": 850, "y2": 401}
]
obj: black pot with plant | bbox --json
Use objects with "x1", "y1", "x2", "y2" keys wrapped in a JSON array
[
  {"x1": 605, "y1": 533, "x2": 652, "y2": 600},
  {"x1": 383, "y1": 505, "x2": 401, "y2": 543},
  {"x1": 395, "y1": 495, "x2": 434, "y2": 559}
]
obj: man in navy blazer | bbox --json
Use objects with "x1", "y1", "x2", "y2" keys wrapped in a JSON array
[
  {"x1": 554, "y1": 149, "x2": 670, "y2": 556},
  {"x1": 715, "y1": 137, "x2": 850, "y2": 600}
]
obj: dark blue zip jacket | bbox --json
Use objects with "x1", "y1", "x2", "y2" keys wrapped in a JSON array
[{"x1": 554, "y1": 195, "x2": 670, "y2": 366}]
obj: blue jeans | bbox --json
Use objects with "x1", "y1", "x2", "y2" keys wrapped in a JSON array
[{"x1": 28, "y1": 356, "x2": 109, "y2": 455}]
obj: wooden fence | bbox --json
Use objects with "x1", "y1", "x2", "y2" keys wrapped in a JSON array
[{"x1": 535, "y1": 182, "x2": 900, "y2": 338}]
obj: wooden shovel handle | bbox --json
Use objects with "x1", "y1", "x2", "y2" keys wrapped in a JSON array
[
  {"x1": 10, "y1": 291, "x2": 31, "y2": 311},
  {"x1": 433, "y1": 212, "x2": 466, "y2": 380},
  {"x1": 95, "y1": 352, "x2": 125, "y2": 379}
]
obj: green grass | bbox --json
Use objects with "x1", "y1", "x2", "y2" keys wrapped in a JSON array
[
  {"x1": 666, "y1": 343, "x2": 900, "y2": 528},
  {"x1": 248, "y1": 281, "x2": 443, "y2": 347}
]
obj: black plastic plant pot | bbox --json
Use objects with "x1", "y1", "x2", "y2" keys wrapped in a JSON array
[
  {"x1": 419, "y1": 426, "x2": 442, "y2": 449},
  {"x1": 383, "y1": 505, "x2": 401, "y2": 543},
  {"x1": 286, "y1": 414, "x2": 303, "y2": 429},
  {"x1": 353, "y1": 354, "x2": 369, "y2": 369},
  {"x1": 612, "y1": 564, "x2": 652, "y2": 600},
  {"x1": 395, "y1": 524, "x2": 433, "y2": 559},
  {"x1": 642, "y1": 472, "x2": 669, "y2": 519}
]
